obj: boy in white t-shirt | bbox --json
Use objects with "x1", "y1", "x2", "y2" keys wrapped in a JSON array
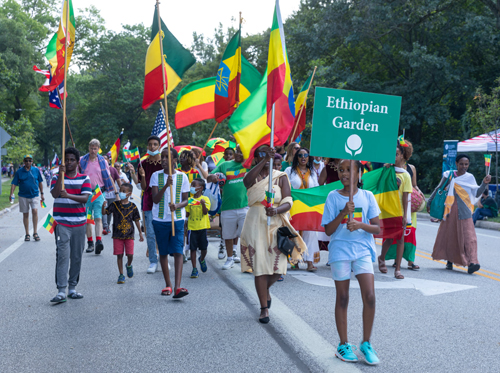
[{"x1": 150, "y1": 148, "x2": 190, "y2": 299}]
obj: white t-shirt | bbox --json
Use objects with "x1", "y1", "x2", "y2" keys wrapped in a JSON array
[
  {"x1": 116, "y1": 172, "x2": 129, "y2": 189},
  {"x1": 195, "y1": 161, "x2": 209, "y2": 181},
  {"x1": 150, "y1": 170, "x2": 190, "y2": 222}
]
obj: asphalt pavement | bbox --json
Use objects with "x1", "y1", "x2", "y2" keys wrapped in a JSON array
[{"x1": 1, "y1": 183, "x2": 499, "y2": 372}]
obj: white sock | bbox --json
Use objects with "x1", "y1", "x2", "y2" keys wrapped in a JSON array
[
  {"x1": 227, "y1": 256, "x2": 233, "y2": 261},
  {"x1": 58, "y1": 291, "x2": 66, "y2": 297}
]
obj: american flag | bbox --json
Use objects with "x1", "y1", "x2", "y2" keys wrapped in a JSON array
[{"x1": 152, "y1": 108, "x2": 174, "y2": 150}]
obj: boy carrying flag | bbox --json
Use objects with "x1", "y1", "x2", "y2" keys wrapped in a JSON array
[
  {"x1": 102, "y1": 183, "x2": 144, "y2": 284},
  {"x1": 186, "y1": 179, "x2": 211, "y2": 278},
  {"x1": 50, "y1": 147, "x2": 92, "y2": 303}
]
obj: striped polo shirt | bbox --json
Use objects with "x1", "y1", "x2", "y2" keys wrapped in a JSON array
[{"x1": 51, "y1": 173, "x2": 92, "y2": 227}]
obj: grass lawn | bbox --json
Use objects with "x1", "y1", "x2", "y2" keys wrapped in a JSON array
[{"x1": 0, "y1": 180, "x2": 13, "y2": 211}]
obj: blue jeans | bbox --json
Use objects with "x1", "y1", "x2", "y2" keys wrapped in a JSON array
[
  {"x1": 144, "y1": 210, "x2": 158, "y2": 264},
  {"x1": 473, "y1": 208, "x2": 494, "y2": 225}
]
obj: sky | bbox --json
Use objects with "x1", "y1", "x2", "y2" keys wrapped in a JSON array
[{"x1": 75, "y1": 0, "x2": 303, "y2": 47}]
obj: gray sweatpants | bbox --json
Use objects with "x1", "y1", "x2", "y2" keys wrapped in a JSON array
[{"x1": 55, "y1": 224, "x2": 86, "y2": 291}]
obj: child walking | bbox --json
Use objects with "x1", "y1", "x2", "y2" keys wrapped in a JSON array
[
  {"x1": 102, "y1": 183, "x2": 144, "y2": 284},
  {"x1": 321, "y1": 160, "x2": 381, "y2": 365},
  {"x1": 186, "y1": 179, "x2": 211, "y2": 278}
]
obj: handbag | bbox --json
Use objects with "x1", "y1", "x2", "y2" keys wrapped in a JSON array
[
  {"x1": 411, "y1": 188, "x2": 425, "y2": 213},
  {"x1": 277, "y1": 226, "x2": 297, "y2": 256},
  {"x1": 429, "y1": 172, "x2": 454, "y2": 220}
]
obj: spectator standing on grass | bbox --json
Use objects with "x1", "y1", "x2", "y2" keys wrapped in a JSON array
[{"x1": 10, "y1": 154, "x2": 44, "y2": 242}]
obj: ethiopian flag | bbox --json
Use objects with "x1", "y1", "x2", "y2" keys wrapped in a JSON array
[
  {"x1": 290, "y1": 167, "x2": 403, "y2": 239},
  {"x1": 91, "y1": 185, "x2": 103, "y2": 203},
  {"x1": 43, "y1": 0, "x2": 75, "y2": 92},
  {"x1": 109, "y1": 131, "x2": 123, "y2": 165},
  {"x1": 215, "y1": 29, "x2": 241, "y2": 123},
  {"x1": 485, "y1": 154, "x2": 492, "y2": 167},
  {"x1": 86, "y1": 211, "x2": 95, "y2": 225},
  {"x1": 266, "y1": 0, "x2": 295, "y2": 144},
  {"x1": 44, "y1": 214, "x2": 57, "y2": 234},
  {"x1": 340, "y1": 208, "x2": 363, "y2": 224},
  {"x1": 175, "y1": 57, "x2": 261, "y2": 129},
  {"x1": 290, "y1": 71, "x2": 314, "y2": 142},
  {"x1": 142, "y1": 7, "x2": 196, "y2": 110},
  {"x1": 188, "y1": 197, "x2": 201, "y2": 206}
]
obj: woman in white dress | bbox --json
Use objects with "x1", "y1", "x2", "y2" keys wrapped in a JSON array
[{"x1": 285, "y1": 147, "x2": 320, "y2": 271}]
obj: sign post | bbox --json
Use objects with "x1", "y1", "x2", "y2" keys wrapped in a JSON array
[{"x1": 310, "y1": 88, "x2": 402, "y2": 219}]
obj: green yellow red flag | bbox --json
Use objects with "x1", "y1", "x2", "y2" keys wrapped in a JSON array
[
  {"x1": 289, "y1": 167, "x2": 403, "y2": 239},
  {"x1": 215, "y1": 29, "x2": 241, "y2": 123},
  {"x1": 91, "y1": 185, "x2": 103, "y2": 203},
  {"x1": 142, "y1": 7, "x2": 196, "y2": 110},
  {"x1": 175, "y1": 57, "x2": 261, "y2": 129},
  {"x1": 266, "y1": 0, "x2": 295, "y2": 144},
  {"x1": 43, "y1": 214, "x2": 57, "y2": 234},
  {"x1": 290, "y1": 71, "x2": 314, "y2": 142},
  {"x1": 44, "y1": 0, "x2": 76, "y2": 91}
]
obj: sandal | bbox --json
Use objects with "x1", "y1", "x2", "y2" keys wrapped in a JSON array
[
  {"x1": 307, "y1": 267, "x2": 318, "y2": 272},
  {"x1": 25, "y1": 235, "x2": 30, "y2": 242},
  {"x1": 67, "y1": 292, "x2": 83, "y2": 299},
  {"x1": 259, "y1": 307, "x2": 270, "y2": 324},
  {"x1": 172, "y1": 288, "x2": 189, "y2": 299},
  {"x1": 161, "y1": 287, "x2": 172, "y2": 296},
  {"x1": 33, "y1": 233, "x2": 40, "y2": 242},
  {"x1": 277, "y1": 275, "x2": 284, "y2": 282},
  {"x1": 394, "y1": 270, "x2": 404, "y2": 280},
  {"x1": 50, "y1": 294, "x2": 66, "y2": 303},
  {"x1": 408, "y1": 263, "x2": 420, "y2": 270},
  {"x1": 378, "y1": 255, "x2": 387, "y2": 274}
]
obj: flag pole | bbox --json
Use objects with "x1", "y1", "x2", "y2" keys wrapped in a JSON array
[
  {"x1": 289, "y1": 66, "x2": 317, "y2": 143},
  {"x1": 349, "y1": 159, "x2": 354, "y2": 222},
  {"x1": 61, "y1": 0, "x2": 70, "y2": 189},
  {"x1": 267, "y1": 104, "x2": 276, "y2": 226},
  {"x1": 202, "y1": 121, "x2": 219, "y2": 152},
  {"x1": 65, "y1": 117, "x2": 75, "y2": 147},
  {"x1": 157, "y1": 1, "x2": 175, "y2": 236}
]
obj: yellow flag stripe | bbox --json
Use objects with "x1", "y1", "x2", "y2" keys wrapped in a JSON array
[
  {"x1": 175, "y1": 85, "x2": 214, "y2": 113},
  {"x1": 222, "y1": 47, "x2": 242, "y2": 81},
  {"x1": 234, "y1": 114, "x2": 270, "y2": 160}
]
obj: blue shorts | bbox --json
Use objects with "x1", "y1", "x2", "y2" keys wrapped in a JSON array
[
  {"x1": 86, "y1": 193, "x2": 105, "y2": 220},
  {"x1": 330, "y1": 255, "x2": 374, "y2": 281},
  {"x1": 152, "y1": 220, "x2": 184, "y2": 256}
]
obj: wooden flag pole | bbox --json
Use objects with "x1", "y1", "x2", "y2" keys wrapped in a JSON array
[
  {"x1": 61, "y1": 0, "x2": 70, "y2": 189},
  {"x1": 290, "y1": 66, "x2": 317, "y2": 143},
  {"x1": 267, "y1": 104, "x2": 276, "y2": 226},
  {"x1": 156, "y1": 0, "x2": 175, "y2": 237},
  {"x1": 65, "y1": 117, "x2": 75, "y2": 147},
  {"x1": 202, "y1": 121, "x2": 219, "y2": 152}
]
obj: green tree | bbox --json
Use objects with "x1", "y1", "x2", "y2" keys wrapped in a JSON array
[{"x1": 0, "y1": 112, "x2": 39, "y2": 165}]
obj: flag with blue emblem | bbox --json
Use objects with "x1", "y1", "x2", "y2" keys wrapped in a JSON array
[{"x1": 214, "y1": 28, "x2": 241, "y2": 123}]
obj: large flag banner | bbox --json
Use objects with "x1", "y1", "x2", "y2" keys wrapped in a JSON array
[
  {"x1": 152, "y1": 108, "x2": 174, "y2": 150},
  {"x1": 44, "y1": 0, "x2": 76, "y2": 92},
  {"x1": 109, "y1": 131, "x2": 123, "y2": 165},
  {"x1": 290, "y1": 71, "x2": 314, "y2": 141},
  {"x1": 266, "y1": 0, "x2": 295, "y2": 144},
  {"x1": 142, "y1": 7, "x2": 196, "y2": 110},
  {"x1": 175, "y1": 57, "x2": 261, "y2": 129},
  {"x1": 290, "y1": 167, "x2": 403, "y2": 239},
  {"x1": 215, "y1": 29, "x2": 241, "y2": 123}
]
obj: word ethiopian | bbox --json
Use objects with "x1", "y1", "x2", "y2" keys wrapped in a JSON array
[{"x1": 327, "y1": 96, "x2": 389, "y2": 133}]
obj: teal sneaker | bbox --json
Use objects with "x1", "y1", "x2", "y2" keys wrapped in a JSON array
[
  {"x1": 359, "y1": 341, "x2": 379, "y2": 365},
  {"x1": 126, "y1": 265, "x2": 133, "y2": 278},
  {"x1": 117, "y1": 274, "x2": 125, "y2": 284},
  {"x1": 198, "y1": 257, "x2": 207, "y2": 273},
  {"x1": 190, "y1": 268, "x2": 199, "y2": 278},
  {"x1": 335, "y1": 343, "x2": 358, "y2": 363}
]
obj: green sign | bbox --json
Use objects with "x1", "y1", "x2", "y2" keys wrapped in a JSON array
[{"x1": 310, "y1": 87, "x2": 402, "y2": 164}]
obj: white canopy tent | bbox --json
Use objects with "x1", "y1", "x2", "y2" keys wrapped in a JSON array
[{"x1": 457, "y1": 129, "x2": 499, "y2": 197}]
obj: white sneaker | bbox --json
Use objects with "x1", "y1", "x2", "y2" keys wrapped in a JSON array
[
  {"x1": 184, "y1": 245, "x2": 190, "y2": 257},
  {"x1": 233, "y1": 249, "x2": 241, "y2": 263},
  {"x1": 218, "y1": 245, "x2": 226, "y2": 260},
  {"x1": 156, "y1": 262, "x2": 162, "y2": 272},
  {"x1": 222, "y1": 258, "x2": 234, "y2": 270},
  {"x1": 147, "y1": 262, "x2": 157, "y2": 274}
]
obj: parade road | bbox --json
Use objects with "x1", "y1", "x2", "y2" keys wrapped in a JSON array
[{"x1": 0, "y1": 183, "x2": 499, "y2": 373}]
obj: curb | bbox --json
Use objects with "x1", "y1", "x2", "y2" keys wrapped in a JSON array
[
  {"x1": 0, "y1": 203, "x2": 18, "y2": 217},
  {"x1": 416, "y1": 212, "x2": 500, "y2": 231}
]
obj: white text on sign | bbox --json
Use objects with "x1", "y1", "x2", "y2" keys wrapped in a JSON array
[{"x1": 326, "y1": 96, "x2": 389, "y2": 115}]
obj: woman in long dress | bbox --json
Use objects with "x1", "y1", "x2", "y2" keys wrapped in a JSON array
[
  {"x1": 285, "y1": 147, "x2": 320, "y2": 271},
  {"x1": 241, "y1": 146, "x2": 306, "y2": 323},
  {"x1": 428, "y1": 154, "x2": 490, "y2": 274}
]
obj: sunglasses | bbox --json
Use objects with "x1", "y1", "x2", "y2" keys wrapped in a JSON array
[
  {"x1": 298, "y1": 154, "x2": 309, "y2": 158},
  {"x1": 257, "y1": 152, "x2": 267, "y2": 158},
  {"x1": 24, "y1": 159, "x2": 33, "y2": 162},
  {"x1": 294, "y1": 147, "x2": 300, "y2": 150}
]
